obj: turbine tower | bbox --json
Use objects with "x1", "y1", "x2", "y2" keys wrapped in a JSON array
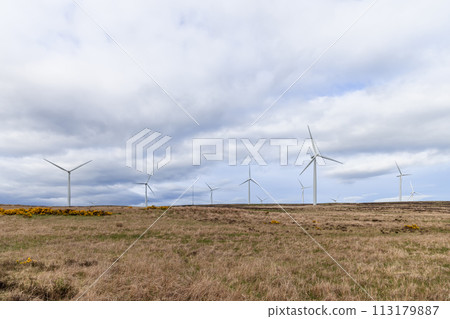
[
  {"x1": 299, "y1": 126, "x2": 342, "y2": 206},
  {"x1": 297, "y1": 178, "x2": 310, "y2": 204},
  {"x1": 395, "y1": 162, "x2": 411, "y2": 201},
  {"x1": 240, "y1": 165, "x2": 260, "y2": 204},
  {"x1": 205, "y1": 182, "x2": 219, "y2": 205},
  {"x1": 136, "y1": 174, "x2": 154, "y2": 207},
  {"x1": 44, "y1": 159, "x2": 92, "y2": 207}
]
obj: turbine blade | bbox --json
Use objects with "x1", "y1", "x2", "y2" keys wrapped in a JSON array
[
  {"x1": 307, "y1": 125, "x2": 318, "y2": 155},
  {"x1": 147, "y1": 185, "x2": 155, "y2": 195},
  {"x1": 146, "y1": 175, "x2": 152, "y2": 183},
  {"x1": 395, "y1": 161, "x2": 402, "y2": 175},
  {"x1": 205, "y1": 182, "x2": 212, "y2": 190},
  {"x1": 250, "y1": 178, "x2": 261, "y2": 187},
  {"x1": 239, "y1": 179, "x2": 250, "y2": 185},
  {"x1": 319, "y1": 155, "x2": 343, "y2": 164},
  {"x1": 299, "y1": 156, "x2": 316, "y2": 176},
  {"x1": 70, "y1": 160, "x2": 92, "y2": 172},
  {"x1": 44, "y1": 159, "x2": 68, "y2": 172}
]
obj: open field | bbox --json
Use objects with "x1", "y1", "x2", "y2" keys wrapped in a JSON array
[{"x1": 0, "y1": 202, "x2": 449, "y2": 301}]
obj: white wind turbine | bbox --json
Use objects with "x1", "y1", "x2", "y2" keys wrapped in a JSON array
[
  {"x1": 330, "y1": 195, "x2": 340, "y2": 203},
  {"x1": 409, "y1": 182, "x2": 421, "y2": 201},
  {"x1": 44, "y1": 159, "x2": 92, "y2": 207},
  {"x1": 299, "y1": 126, "x2": 342, "y2": 205},
  {"x1": 205, "y1": 182, "x2": 219, "y2": 204},
  {"x1": 240, "y1": 165, "x2": 260, "y2": 204},
  {"x1": 395, "y1": 162, "x2": 411, "y2": 201},
  {"x1": 136, "y1": 175, "x2": 154, "y2": 207},
  {"x1": 256, "y1": 195, "x2": 267, "y2": 204},
  {"x1": 297, "y1": 178, "x2": 311, "y2": 204}
]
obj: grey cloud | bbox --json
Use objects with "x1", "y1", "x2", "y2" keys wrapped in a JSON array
[{"x1": 2, "y1": 1, "x2": 450, "y2": 205}]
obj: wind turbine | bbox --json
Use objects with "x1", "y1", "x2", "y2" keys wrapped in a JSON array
[
  {"x1": 297, "y1": 178, "x2": 311, "y2": 204},
  {"x1": 205, "y1": 182, "x2": 219, "y2": 204},
  {"x1": 256, "y1": 195, "x2": 267, "y2": 204},
  {"x1": 409, "y1": 182, "x2": 421, "y2": 201},
  {"x1": 395, "y1": 162, "x2": 411, "y2": 201},
  {"x1": 299, "y1": 126, "x2": 342, "y2": 205},
  {"x1": 44, "y1": 159, "x2": 92, "y2": 207},
  {"x1": 136, "y1": 175, "x2": 154, "y2": 207},
  {"x1": 330, "y1": 195, "x2": 340, "y2": 203},
  {"x1": 240, "y1": 165, "x2": 260, "y2": 204}
]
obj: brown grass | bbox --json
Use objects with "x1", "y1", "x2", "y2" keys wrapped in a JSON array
[{"x1": 0, "y1": 202, "x2": 449, "y2": 301}]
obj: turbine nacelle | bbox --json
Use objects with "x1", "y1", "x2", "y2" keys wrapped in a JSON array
[{"x1": 297, "y1": 179, "x2": 311, "y2": 190}]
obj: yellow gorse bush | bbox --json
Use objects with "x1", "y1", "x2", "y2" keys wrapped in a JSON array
[
  {"x1": 312, "y1": 220, "x2": 321, "y2": 229},
  {"x1": 0, "y1": 207, "x2": 112, "y2": 217},
  {"x1": 16, "y1": 257, "x2": 33, "y2": 264},
  {"x1": 404, "y1": 224, "x2": 420, "y2": 230},
  {"x1": 146, "y1": 205, "x2": 170, "y2": 210},
  {"x1": 270, "y1": 220, "x2": 280, "y2": 224}
]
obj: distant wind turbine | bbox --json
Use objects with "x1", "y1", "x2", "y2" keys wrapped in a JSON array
[
  {"x1": 256, "y1": 195, "x2": 267, "y2": 204},
  {"x1": 299, "y1": 126, "x2": 343, "y2": 205},
  {"x1": 409, "y1": 182, "x2": 421, "y2": 201},
  {"x1": 136, "y1": 175, "x2": 154, "y2": 207},
  {"x1": 44, "y1": 159, "x2": 92, "y2": 207},
  {"x1": 205, "y1": 182, "x2": 219, "y2": 204},
  {"x1": 240, "y1": 165, "x2": 260, "y2": 204},
  {"x1": 330, "y1": 195, "x2": 340, "y2": 203},
  {"x1": 395, "y1": 162, "x2": 411, "y2": 201},
  {"x1": 297, "y1": 178, "x2": 311, "y2": 204}
]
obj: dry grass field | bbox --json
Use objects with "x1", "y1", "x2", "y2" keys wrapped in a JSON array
[{"x1": 0, "y1": 202, "x2": 449, "y2": 301}]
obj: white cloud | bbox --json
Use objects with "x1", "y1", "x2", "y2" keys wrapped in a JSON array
[{"x1": 1, "y1": 0, "x2": 450, "y2": 205}]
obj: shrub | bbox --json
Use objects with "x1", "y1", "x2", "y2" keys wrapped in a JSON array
[{"x1": 0, "y1": 207, "x2": 112, "y2": 217}]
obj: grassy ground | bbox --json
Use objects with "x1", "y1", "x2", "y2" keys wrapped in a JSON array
[{"x1": 0, "y1": 202, "x2": 449, "y2": 301}]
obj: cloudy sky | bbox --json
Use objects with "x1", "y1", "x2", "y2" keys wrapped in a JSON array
[{"x1": 1, "y1": 0, "x2": 450, "y2": 206}]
